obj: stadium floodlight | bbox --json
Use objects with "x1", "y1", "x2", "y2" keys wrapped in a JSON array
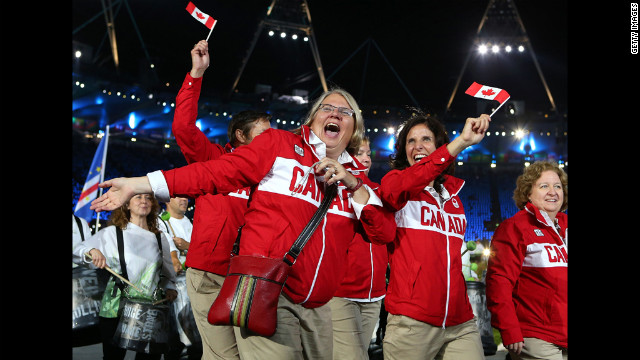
[
  {"x1": 478, "y1": 44, "x2": 488, "y2": 54},
  {"x1": 505, "y1": 45, "x2": 512, "y2": 52},
  {"x1": 280, "y1": 32, "x2": 286, "y2": 38},
  {"x1": 268, "y1": 30, "x2": 275, "y2": 36},
  {"x1": 303, "y1": 36, "x2": 309, "y2": 42},
  {"x1": 515, "y1": 129, "x2": 525, "y2": 139},
  {"x1": 491, "y1": 45, "x2": 499, "y2": 53},
  {"x1": 291, "y1": 34, "x2": 298, "y2": 40},
  {"x1": 518, "y1": 45, "x2": 525, "y2": 52}
]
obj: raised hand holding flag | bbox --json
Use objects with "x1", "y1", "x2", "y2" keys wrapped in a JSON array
[
  {"x1": 465, "y1": 82, "x2": 510, "y2": 117},
  {"x1": 186, "y1": 1, "x2": 217, "y2": 41}
]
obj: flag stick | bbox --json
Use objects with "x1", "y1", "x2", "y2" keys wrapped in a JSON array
[
  {"x1": 205, "y1": 21, "x2": 217, "y2": 42},
  {"x1": 153, "y1": 298, "x2": 170, "y2": 305},
  {"x1": 85, "y1": 253, "x2": 142, "y2": 292},
  {"x1": 489, "y1": 97, "x2": 510, "y2": 117},
  {"x1": 95, "y1": 125, "x2": 110, "y2": 232}
]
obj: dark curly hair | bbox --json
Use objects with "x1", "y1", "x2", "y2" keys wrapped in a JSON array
[
  {"x1": 390, "y1": 109, "x2": 454, "y2": 191},
  {"x1": 107, "y1": 194, "x2": 162, "y2": 234}
]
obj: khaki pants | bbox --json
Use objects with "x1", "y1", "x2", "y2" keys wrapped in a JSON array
[
  {"x1": 511, "y1": 337, "x2": 568, "y2": 360},
  {"x1": 234, "y1": 294, "x2": 333, "y2": 360},
  {"x1": 383, "y1": 314, "x2": 485, "y2": 360},
  {"x1": 186, "y1": 267, "x2": 240, "y2": 360},
  {"x1": 328, "y1": 297, "x2": 382, "y2": 360}
]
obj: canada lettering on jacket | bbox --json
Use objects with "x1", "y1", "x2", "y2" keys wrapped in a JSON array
[
  {"x1": 420, "y1": 206, "x2": 466, "y2": 235},
  {"x1": 289, "y1": 166, "x2": 351, "y2": 212},
  {"x1": 544, "y1": 244, "x2": 568, "y2": 263}
]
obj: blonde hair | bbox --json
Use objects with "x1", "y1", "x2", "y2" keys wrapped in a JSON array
[{"x1": 294, "y1": 87, "x2": 365, "y2": 154}]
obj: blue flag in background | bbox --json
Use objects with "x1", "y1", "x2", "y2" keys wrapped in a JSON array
[{"x1": 74, "y1": 127, "x2": 109, "y2": 222}]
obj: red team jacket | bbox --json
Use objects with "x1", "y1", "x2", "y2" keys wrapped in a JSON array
[
  {"x1": 161, "y1": 124, "x2": 396, "y2": 308},
  {"x1": 333, "y1": 180, "x2": 389, "y2": 301},
  {"x1": 377, "y1": 145, "x2": 475, "y2": 328},
  {"x1": 486, "y1": 202, "x2": 568, "y2": 348},
  {"x1": 173, "y1": 73, "x2": 250, "y2": 276}
]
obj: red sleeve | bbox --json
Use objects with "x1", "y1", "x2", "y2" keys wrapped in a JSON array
[
  {"x1": 357, "y1": 180, "x2": 396, "y2": 245},
  {"x1": 163, "y1": 128, "x2": 279, "y2": 198},
  {"x1": 172, "y1": 73, "x2": 226, "y2": 164},
  {"x1": 379, "y1": 144, "x2": 454, "y2": 211},
  {"x1": 485, "y1": 218, "x2": 526, "y2": 346}
]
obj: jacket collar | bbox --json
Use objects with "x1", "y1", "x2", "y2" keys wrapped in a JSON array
[
  {"x1": 424, "y1": 175, "x2": 465, "y2": 207},
  {"x1": 524, "y1": 202, "x2": 568, "y2": 239},
  {"x1": 426, "y1": 175, "x2": 465, "y2": 198}
]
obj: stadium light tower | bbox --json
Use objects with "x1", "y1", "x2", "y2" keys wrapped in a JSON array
[
  {"x1": 445, "y1": 0, "x2": 558, "y2": 114},
  {"x1": 228, "y1": 0, "x2": 328, "y2": 97}
]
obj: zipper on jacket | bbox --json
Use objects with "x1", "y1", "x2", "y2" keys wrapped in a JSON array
[
  {"x1": 442, "y1": 234, "x2": 451, "y2": 329},
  {"x1": 368, "y1": 243, "x2": 374, "y2": 300},
  {"x1": 301, "y1": 214, "x2": 328, "y2": 304}
]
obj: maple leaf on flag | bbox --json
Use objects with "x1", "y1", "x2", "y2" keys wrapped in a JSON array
[
  {"x1": 196, "y1": 11, "x2": 205, "y2": 19},
  {"x1": 481, "y1": 88, "x2": 495, "y2": 96}
]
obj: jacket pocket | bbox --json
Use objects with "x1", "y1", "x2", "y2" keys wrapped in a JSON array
[{"x1": 407, "y1": 259, "x2": 422, "y2": 300}]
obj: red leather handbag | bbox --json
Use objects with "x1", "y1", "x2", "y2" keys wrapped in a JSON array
[{"x1": 207, "y1": 184, "x2": 338, "y2": 336}]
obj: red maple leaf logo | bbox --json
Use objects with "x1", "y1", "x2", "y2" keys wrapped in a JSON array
[
  {"x1": 196, "y1": 11, "x2": 205, "y2": 19},
  {"x1": 481, "y1": 88, "x2": 495, "y2": 96}
]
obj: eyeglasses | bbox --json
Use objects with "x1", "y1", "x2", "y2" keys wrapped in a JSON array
[{"x1": 318, "y1": 104, "x2": 354, "y2": 117}]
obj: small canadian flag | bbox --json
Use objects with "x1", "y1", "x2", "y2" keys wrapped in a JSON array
[
  {"x1": 465, "y1": 82, "x2": 510, "y2": 104},
  {"x1": 186, "y1": 1, "x2": 217, "y2": 29}
]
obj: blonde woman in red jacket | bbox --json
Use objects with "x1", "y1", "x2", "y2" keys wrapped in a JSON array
[
  {"x1": 90, "y1": 86, "x2": 396, "y2": 359},
  {"x1": 486, "y1": 161, "x2": 568, "y2": 360},
  {"x1": 172, "y1": 40, "x2": 272, "y2": 360},
  {"x1": 328, "y1": 137, "x2": 390, "y2": 360},
  {"x1": 377, "y1": 111, "x2": 490, "y2": 360}
]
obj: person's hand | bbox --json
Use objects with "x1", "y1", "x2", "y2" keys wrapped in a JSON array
[
  {"x1": 506, "y1": 341, "x2": 525, "y2": 355},
  {"x1": 314, "y1": 158, "x2": 369, "y2": 204},
  {"x1": 90, "y1": 176, "x2": 151, "y2": 212},
  {"x1": 314, "y1": 158, "x2": 357, "y2": 188},
  {"x1": 165, "y1": 289, "x2": 178, "y2": 302},
  {"x1": 173, "y1": 237, "x2": 189, "y2": 251},
  {"x1": 87, "y1": 248, "x2": 106, "y2": 268},
  {"x1": 459, "y1": 113, "x2": 491, "y2": 145},
  {"x1": 190, "y1": 40, "x2": 210, "y2": 78},
  {"x1": 171, "y1": 252, "x2": 183, "y2": 275},
  {"x1": 447, "y1": 114, "x2": 491, "y2": 157}
]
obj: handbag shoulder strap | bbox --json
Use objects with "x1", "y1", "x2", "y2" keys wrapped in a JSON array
[
  {"x1": 155, "y1": 231, "x2": 162, "y2": 250},
  {"x1": 115, "y1": 226, "x2": 129, "y2": 281},
  {"x1": 284, "y1": 183, "x2": 338, "y2": 266}
]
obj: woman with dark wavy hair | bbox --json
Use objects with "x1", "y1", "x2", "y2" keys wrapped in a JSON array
[
  {"x1": 73, "y1": 193, "x2": 177, "y2": 360},
  {"x1": 389, "y1": 110, "x2": 455, "y2": 188},
  {"x1": 486, "y1": 161, "x2": 568, "y2": 360},
  {"x1": 377, "y1": 110, "x2": 491, "y2": 360}
]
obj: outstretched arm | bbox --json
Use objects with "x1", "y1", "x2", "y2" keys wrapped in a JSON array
[{"x1": 90, "y1": 176, "x2": 152, "y2": 212}]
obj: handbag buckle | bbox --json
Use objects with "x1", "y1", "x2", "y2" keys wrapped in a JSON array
[{"x1": 283, "y1": 252, "x2": 297, "y2": 266}]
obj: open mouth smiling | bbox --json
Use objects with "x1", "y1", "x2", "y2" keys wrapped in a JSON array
[
  {"x1": 324, "y1": 122, "x2": 340, "y2": 138},
  {"x1": 414, "y1": 154, "x2": 427, "y2": 163}
]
